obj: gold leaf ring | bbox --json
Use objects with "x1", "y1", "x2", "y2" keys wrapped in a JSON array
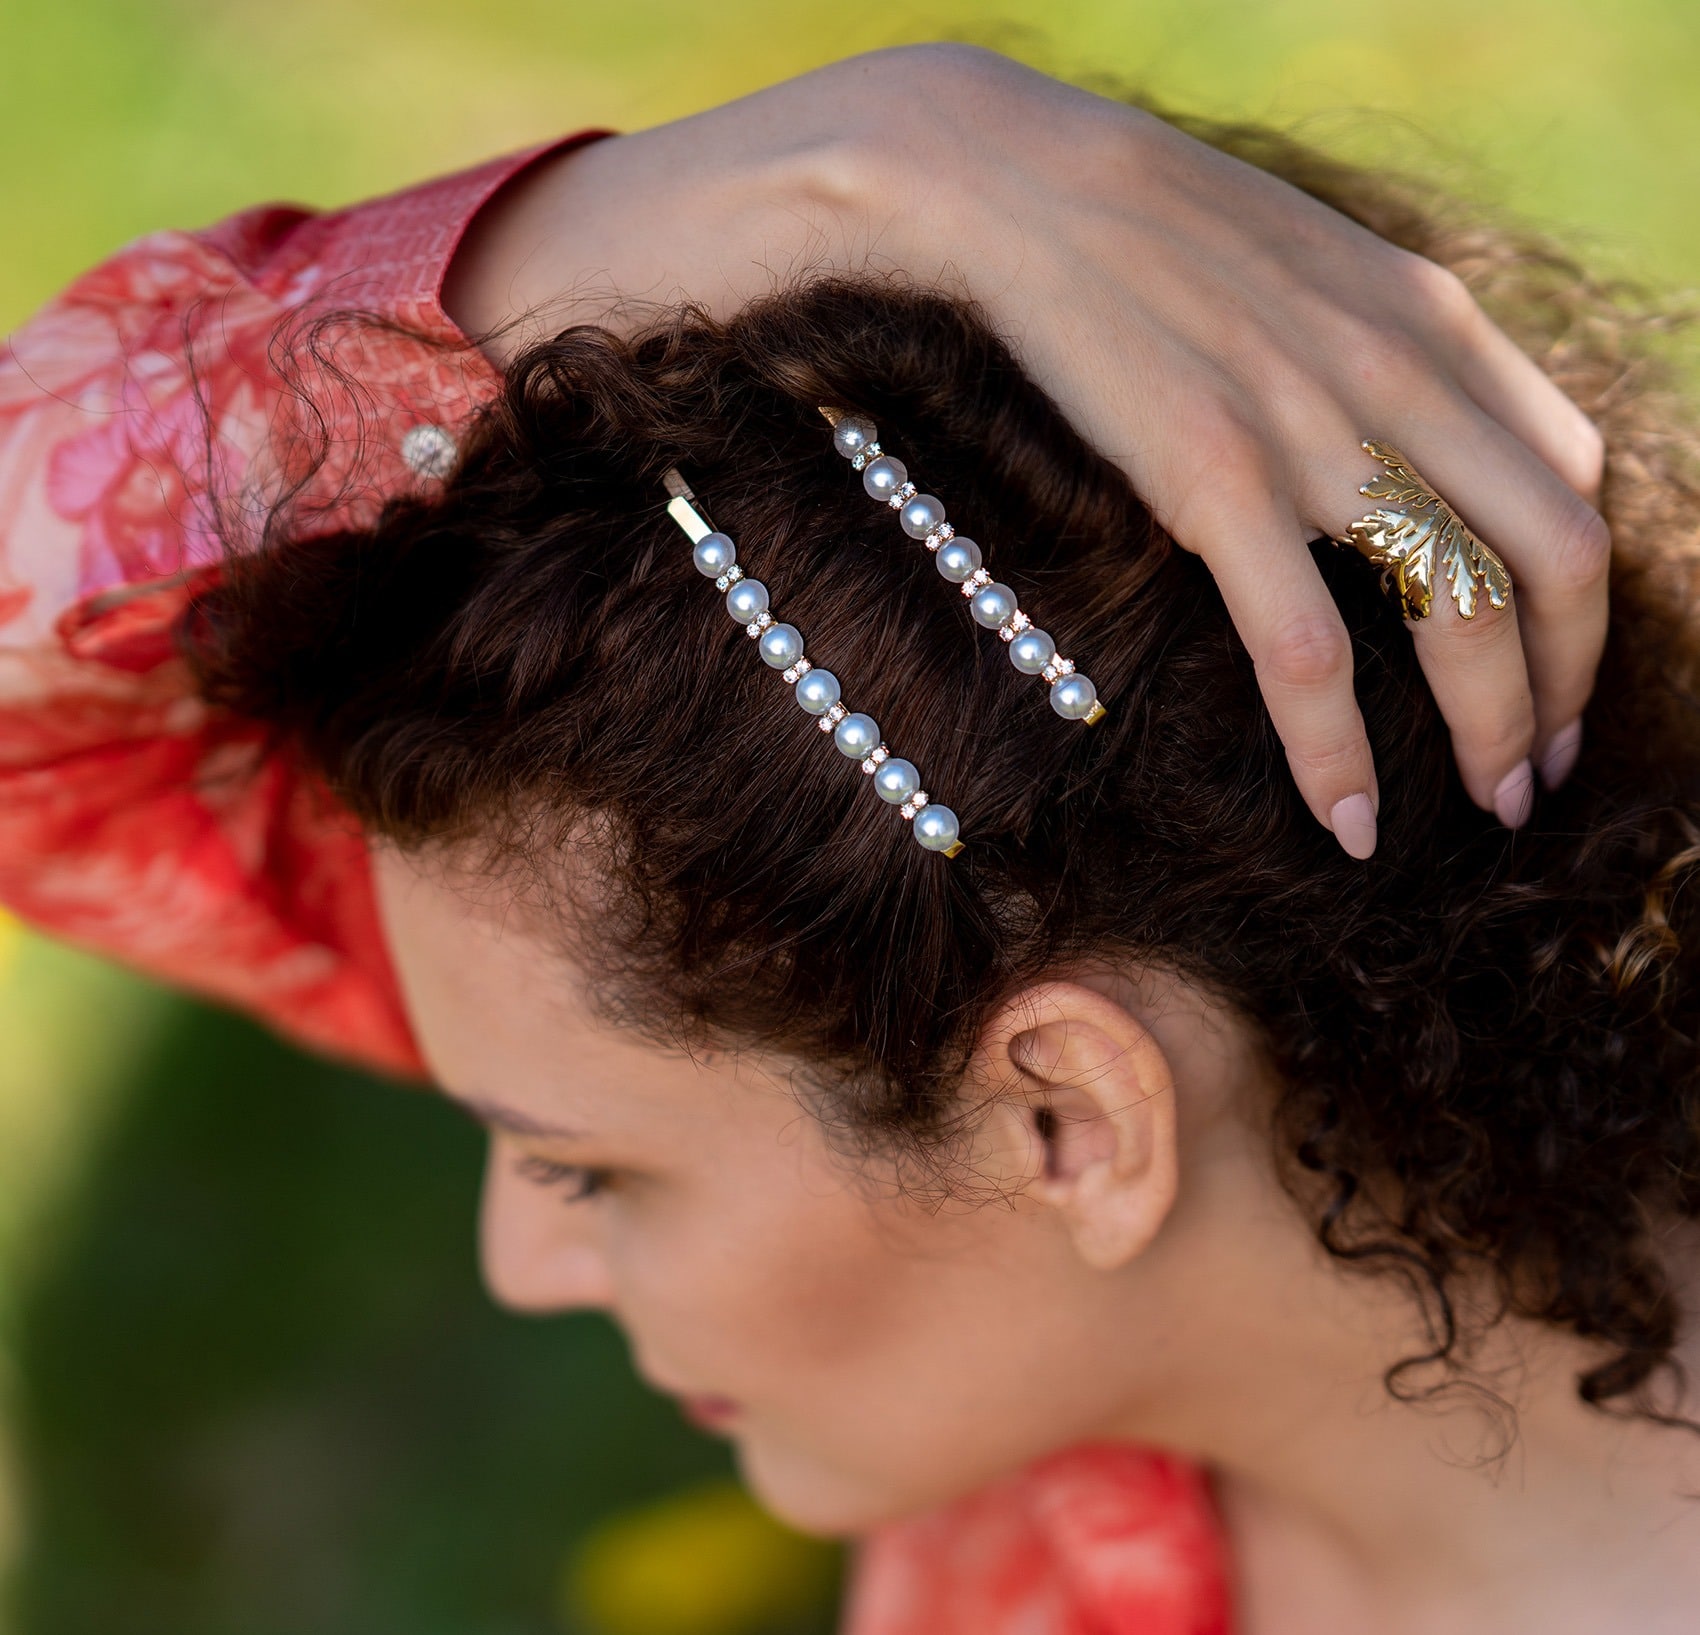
[{"x1": 1333, "y1": 440, "x2": 1512, "y2": 622}]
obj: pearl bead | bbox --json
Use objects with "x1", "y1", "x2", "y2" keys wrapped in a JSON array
[
  {"x1": 872, "y1": 757, "x2": 922, "y2": 805},
  {"x1": 832, "y1": 414, "x2": 878, "y2": 459},
  {"x1": 1008, "y1": 628, "x2": 1056, "y2": 675},
  {"x1": 913, "y1": 805, "x2": 961, "y2": 851},
  {"x1": 862, "y1": 456, "x2": 908, "y2": 502},
  {"x1": 757, "y1": 622, "x2": 805, "y2": 669},
  {"x1": 833, "y1": 712, "x2": 881, "y2": 759},
  {"x1": 899, "y1": 494, "x2": 947, "y2": 540},
  {"x1": 794, "y1": 668, "x2": 842, "y2": 715},
  {"x1": 725, "y1": 578, "x2": 769, "y2": 623},
  {"x1": 969, "y1": 582, "x2": 1020, "y2": 630},
  {"x1": 935, "y1": 538, "x2": 983, "y2": 583},
  {"x1": 1050, "y1": 674, "x2": 1099, "y2": 720},
  {"x1": 692, "y1": 531, "x2": 735, "y2": 578}
]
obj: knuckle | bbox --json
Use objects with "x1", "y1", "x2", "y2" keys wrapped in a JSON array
[
  {"x1": 1262, "y1": 612, "x2": 1353, "y2": 691},
  {"x1": 1250, "y1": 353, "x2": 1341, "y2": 449},
  {"x1": 1546, "y1": 498, "x2": 1613, "y2": 589},
  {"x1": 1286, "y1": 733, "x2": 1370, "y2": 789},
  {"x1": 1182, "y1": 398, "x2": 1276, "y2": 491},
  {"x1": 891, "y1": 40, "x2": 1016, "y2": 91},
  {"x1": 1401, "y1": 253, "x2": 1480, "y2": 334},
  {"x1": 1462, "y1": 707, "x2": 1537, "y2": 772},
  {"x1": 1559, "y1": 414, "x2": 1607, "y2": 501},
  {"x1": 1162, "y1": 397, "x2": 1281, "y2": 546}
]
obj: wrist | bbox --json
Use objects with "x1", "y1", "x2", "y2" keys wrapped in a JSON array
[{"x1": 441, "y1": 140, "x2": 607, "y2": 356}]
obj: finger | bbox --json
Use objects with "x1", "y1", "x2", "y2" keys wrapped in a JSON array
[
  {"x1": 1407, "y1": 581, "x2": 1538, "y2": 825},
  {"x1": 1446, "y1": 302, "x2": 1606, "y2": 503},
  {"x1": 1382, "y1": 405, "x2": 1609, "y2": 775},
  {"x1": 1309, "y1": 437, "x2": 1538, "y2": 822},
  {"x1": 1394, "y1": 257, "x2": 1605, "y2": 503},
  {"x1": 1182, "y1": 481, "x2": 1381, "y2": 857}
]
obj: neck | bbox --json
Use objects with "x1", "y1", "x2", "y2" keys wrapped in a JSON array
[{"x1": 1112, "y1": 1157, "x2": 1700, "y2": 1633}]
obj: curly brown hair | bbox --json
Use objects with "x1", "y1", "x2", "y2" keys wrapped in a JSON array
[{"x1": 185, "y1": 120, "x2": 1700, "y2": 1429}]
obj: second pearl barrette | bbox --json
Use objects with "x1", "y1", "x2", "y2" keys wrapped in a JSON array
[
  {"x1": 662, "y1": 468, "x2": 965, "y2": 858},
  {"x1": 820, "y1": 407, "x2": 1107, "y2": 726}
]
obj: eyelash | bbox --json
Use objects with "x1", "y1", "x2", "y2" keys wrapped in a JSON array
[{"x1": 514, "y1": 1154, "x2": 610, "y2": 1203}]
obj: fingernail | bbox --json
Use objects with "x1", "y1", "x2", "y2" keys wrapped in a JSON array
[
  {"x1": 1330, "y1": 793, "x2": 1377, "y2": 860},
  {"x1": 1537, "y1": 718, "x2": 1583, "y2": 791},
  {"x1": 1493, "y1": 760, "x2": 1535, "y2": 829}
]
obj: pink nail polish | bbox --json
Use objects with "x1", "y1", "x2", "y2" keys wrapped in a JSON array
[
  {"x1": 1538, "y1": 719, "x2": 1583, "y2": 790},
  {"x1": 1330, "y1": 793, "x2": 1377, "y2": 859},
  {"x1": 1493, "y1": 760, "x2": 1535, "y2": 828}
]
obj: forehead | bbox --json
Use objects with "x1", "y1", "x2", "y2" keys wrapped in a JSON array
[{"x1": 366, "y1": 838, "x2": 767, "y2": 1136}]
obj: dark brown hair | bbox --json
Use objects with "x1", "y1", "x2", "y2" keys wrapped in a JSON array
[{"x1": 186, "y1": 122, "x2": 1700, "y2": 1426}]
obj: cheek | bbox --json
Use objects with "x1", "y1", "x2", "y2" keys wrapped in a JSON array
[
  {"x1": 611, "y1": 1152, "x2": 914, "y2": 1386},
  {"x1": 610, "y1": 1156, "x2": 1113, "y2": 1533}
]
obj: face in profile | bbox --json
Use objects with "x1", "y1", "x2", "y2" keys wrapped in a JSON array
[{"x1": 369, "y1": 838, "x2": 1282, "y2": 1536}]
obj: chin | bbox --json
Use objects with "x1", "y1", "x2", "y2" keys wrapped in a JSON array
[{"x1": 733, "y1": 1434, "x2": 933, "y2": 1540}]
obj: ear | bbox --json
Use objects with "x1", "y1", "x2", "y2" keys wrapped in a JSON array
[{"x1": 976, "y1": 980, "x2": 1180, "y2": 1272}]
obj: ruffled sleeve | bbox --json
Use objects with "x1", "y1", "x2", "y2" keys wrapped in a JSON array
[{"x1": 0, "y1": 131, "x2": 610, "y2": 1076}]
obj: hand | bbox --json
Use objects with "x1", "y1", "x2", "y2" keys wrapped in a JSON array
[{"x1": 443, "y1": 45, "x2": 1608, "y2": 858}]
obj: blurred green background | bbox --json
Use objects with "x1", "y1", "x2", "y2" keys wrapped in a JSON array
[{"x1": 0, "y1": 3, "x2": 1694, "y2": 1633}]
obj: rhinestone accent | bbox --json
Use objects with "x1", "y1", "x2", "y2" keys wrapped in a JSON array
[
  {"x1": 924, "y1": 523, "x2": 955, "y2": 552},
  {"x1": 899, "y1": 790, "x2": 930, "y2": 820},
  {"x1": 818, "y1": 702, "x2": 849, "y2": 732},
  {"x1": 849, "y1": 442, "x2": 882, "y2": 471},
  {"x1": 400, "y1": 422, "x2": 457, "y2": 479},
  {"x1": 998, "y1": 611, "x2": 1032, "y2": 642},
  {"x1": 781, "y1": 657, "x2": 813, "y2": 685},
  {"x1": 961, "y1": 568, "x2": 994, "y2": 598},
  {"x1": 715, "y1": 564, "x2": 745, "y2": 591},
  {"x1": 1041, "y1": 656, "x2": 1077, "y2": 684},
  {"x1": 889, "y1": 481, "x2": 918, "y2": 509},
  {"x1": 859, "y1": 744, "x2": 891, "y2": 775},
  {"x1": 746, "y1": 611, "x2": 775, "y2": 638}
]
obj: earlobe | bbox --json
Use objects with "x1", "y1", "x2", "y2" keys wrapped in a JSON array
[{"x1": 992, "y1": 982, "x2": 1181, "y2": 1272}]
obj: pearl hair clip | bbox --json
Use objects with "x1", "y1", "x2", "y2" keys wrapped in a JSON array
[
  {"x1": 820, "y1": 407, "x2": 1107, "y2": 726},
  {"x1": 661, "y1": 469, "x2": 965, "y2": 858}
]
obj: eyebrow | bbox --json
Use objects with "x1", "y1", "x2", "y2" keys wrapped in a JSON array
[{"x1": 441, "y1": 1091, "x2": 588, "y2": 1142}]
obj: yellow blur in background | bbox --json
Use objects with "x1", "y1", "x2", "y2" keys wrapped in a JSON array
[
  {"x1": 0, "y1": 5, "x2": 1695, "y2": 1635},
  {"x1": 564, "y1": 1481, "x2": 839, "y2": 1635}
]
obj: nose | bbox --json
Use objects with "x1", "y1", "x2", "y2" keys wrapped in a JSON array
[{"x1": 477, "y1": 1136, "x2": 617, "y2": 1314}]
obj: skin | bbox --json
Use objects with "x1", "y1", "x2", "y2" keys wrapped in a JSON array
[
  {"x1": 372, "y1": 840, "x2": 1700, "y2": 1635},
  {"x1": 441, "y1": 44, "x2": 1611, "y2": 860}
]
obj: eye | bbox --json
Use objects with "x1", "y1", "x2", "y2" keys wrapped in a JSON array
[{"x1": 514, "y1": 1154, "x2": 610, "y2": 1203}]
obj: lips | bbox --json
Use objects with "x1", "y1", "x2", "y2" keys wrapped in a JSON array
[{"x1": 678, "y1": 1394, "x2": 742, "y2": 1431}]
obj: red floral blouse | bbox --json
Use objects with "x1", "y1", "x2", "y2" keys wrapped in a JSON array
[{"x1": 0, "y1": 136, "x2": 1231, "y2": 1635}]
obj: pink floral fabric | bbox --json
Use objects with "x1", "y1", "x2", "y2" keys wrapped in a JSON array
[
  {"x1": 847, "y1": 1446, "x2": 1230, "y2": 1635},
  {"x1": 0, "y1": 141, "x2": 1233, "y2": 1632},
  {"x1": 0, "y1": 136, "x2": 607, "y2": 1071}
]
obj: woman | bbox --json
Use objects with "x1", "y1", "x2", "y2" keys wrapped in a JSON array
[{"x1": 3, "y1": 43, "x2": 1690, "y2": 1635}]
